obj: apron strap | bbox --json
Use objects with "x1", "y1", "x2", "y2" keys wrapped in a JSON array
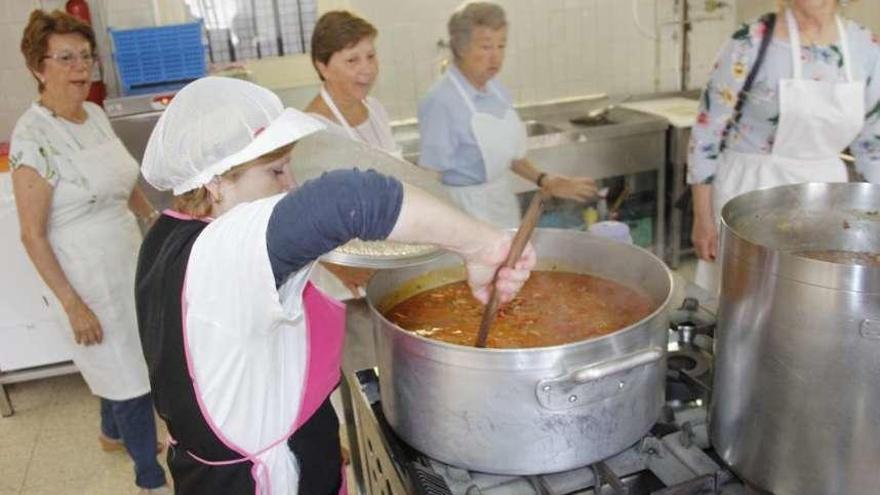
[
  {"x1": 320, "y1": 86, "x2": 362, "y2": 142},
  {"x1": 835, "y1": 15, "x2": 854, "y2": 82},
  {"x1": 786, "y1": 10, "x2": 854, "y2": 82},
  {"x1": 487, "y1": 82, "x2": 512, "y2": 106},
  {"x1": 448, "y1": 70, "x2": 515, "y2": 116},
  {"x1": 447, "y1": 70, "x2": 478, "y2": 114},
  {"x1": 785, "y1": 9, "x2": 804, "y2": 80}
]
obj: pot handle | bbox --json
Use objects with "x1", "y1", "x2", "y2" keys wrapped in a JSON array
[{"x1": 570, "y1": 348, "x2": 664, "y2": 384}]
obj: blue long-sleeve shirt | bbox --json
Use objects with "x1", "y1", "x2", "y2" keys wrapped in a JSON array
[
  {"x1": 134, "y1": 168, "x2": 401, "y2": 494},
  {"x1": 266, "y1": 169, "x2": 403, "y2": 286},
  {"x1": 417, "y1": 65, "x2": 525, "y2": 186}
]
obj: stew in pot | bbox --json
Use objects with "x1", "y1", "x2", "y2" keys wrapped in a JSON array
[{"x1": 385, "y1": 271, "x2": 655, "y2": 349}]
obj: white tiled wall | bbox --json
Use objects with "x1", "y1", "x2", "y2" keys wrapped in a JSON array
[
  {"x1": 0, "y1": 0, "x2": 741, "y2": 140},
  {"x1": 356, "y1": 0, "x2": 735, "y2": 119},
  {"x1": 739, "y1": 1, "x2": 880, "y2": 31},
  {"x1": 0, "y1": 0, "x2": 42, "y2": 141},
  {"x1": 0, "y1": 0, "x2": 158, "y2": 140}
]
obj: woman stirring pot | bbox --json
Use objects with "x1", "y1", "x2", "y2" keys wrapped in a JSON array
[{"x1": 136, "y1": 77, "x2": 535, "y2": 494}]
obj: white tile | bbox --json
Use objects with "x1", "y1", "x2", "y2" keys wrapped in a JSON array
[
  {"x1": 155, "y1": 0, "x2": 741, "y2": 108},
  {"x1": 2, "y1": 0, "x2": 39, "y2": 21},
  {"x1": 531, "y1": 8, "x2": 549, "y2": 48},
  {"x1": 0, "y1": 23, "x2": 26, "y2": 71},
  {"x1": 106, "y1": 8, "x2": 155, "y2": 29},
  {"x1": 0, "y1": 68, "x2": 37, "y2": 114},
  {"x1": 548, "y1": 10, "x2": 566, "y2": 47},
  {"x1": 106, "y1": 0, "x2": 148, "y2": 12}
]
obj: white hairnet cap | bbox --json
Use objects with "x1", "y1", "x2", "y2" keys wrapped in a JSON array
[{"x1": 142, "y1": 76, "x2": 325, "y2": 195}]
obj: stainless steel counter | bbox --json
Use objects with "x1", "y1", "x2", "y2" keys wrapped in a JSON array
[
  {"x1": 106, "y1": 90, "x2": 181, "y2": 212},
  {"x1": 392, "y1": 96, "x2": 669, "y2": 258}
]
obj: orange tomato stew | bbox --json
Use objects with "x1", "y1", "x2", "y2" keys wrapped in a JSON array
[{"x1": 385, "y1": 271, "x2": 655, "y2": 349}]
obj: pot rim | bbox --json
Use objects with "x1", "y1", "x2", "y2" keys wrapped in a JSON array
[
  {"x1": 720, "y1": 183, "x2": 880, "y2": 274},
  {"x1": 366, "y1": 239, "x2": 674, "y2": 354}
]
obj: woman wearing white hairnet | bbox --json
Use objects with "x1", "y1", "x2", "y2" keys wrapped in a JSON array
[{"x1": 134, "y1": 77, "x2": 535, "y2": 495}]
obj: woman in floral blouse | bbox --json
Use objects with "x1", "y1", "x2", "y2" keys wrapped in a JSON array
[{"x1": 687, "y1": 0, "x2": 880, "y2": 290}]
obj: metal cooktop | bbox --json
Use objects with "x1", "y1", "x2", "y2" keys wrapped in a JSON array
[{"x1": 348, "y1": 298, "x2": 750, "y2": 495}]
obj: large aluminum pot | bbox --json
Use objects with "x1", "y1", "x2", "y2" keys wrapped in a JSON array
[
  {"x1": 366, "y1": 228, "x2": 673, "y2": 474},
  {"x1": 711, "y1": 183, "x2": 880, "y2": 495}
]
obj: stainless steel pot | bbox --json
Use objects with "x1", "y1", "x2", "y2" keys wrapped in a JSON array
[
  {"x1": 711, "y1": 183, "x2": 880, "y2": 495},
  {"x1": 366, "y1": 228, "x2": 673, "y2": 474}
]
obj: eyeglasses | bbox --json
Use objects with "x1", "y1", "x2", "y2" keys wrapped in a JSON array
[{"x1": 43, "y1": 51, "x2": 96, "y2": 67}]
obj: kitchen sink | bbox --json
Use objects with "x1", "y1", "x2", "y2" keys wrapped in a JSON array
[
  {"x1": 523, "y1": 120, "x2": 563, "y2": 137},
  {"x1": 390, "y1": 122, "x2": 421, "y2": 160},
  {"x1": 392, "y1": 119, "x2": 565, "y2": 162}
]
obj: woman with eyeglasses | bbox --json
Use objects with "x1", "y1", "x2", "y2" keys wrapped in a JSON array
[{"x1": 9, "y1": 10, "x2": 168, "y2": 494}]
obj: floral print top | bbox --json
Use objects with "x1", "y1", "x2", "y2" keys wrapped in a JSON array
[
  {"x1": 9, "y1": 102, "x2": 113, "y2": 188},
  {"x1": 687, "y1": 16, "x2": 880, "y2": 185}
]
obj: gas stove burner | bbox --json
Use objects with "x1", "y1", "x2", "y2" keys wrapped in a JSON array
[
  {"x1": 666, "y1": 348, "x2": 711, "y2": 409},
  {"x1": 668, "y1": 349, "x2": 710, "y2": 379},
  {"x1": 669, "y1": 298, "x2": 716, "y2": 351}
]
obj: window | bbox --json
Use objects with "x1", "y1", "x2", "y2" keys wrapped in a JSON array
[{"x1": 185, "y1": 0, "x2": 317, "y2": 63}]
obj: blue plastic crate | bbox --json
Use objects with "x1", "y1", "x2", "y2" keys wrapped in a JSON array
[{"x1": 109, "y1": 21, "x2": 206, "y2": 95}]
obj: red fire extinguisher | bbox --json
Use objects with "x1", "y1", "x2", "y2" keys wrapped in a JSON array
[{"x1": 65, "y1": 0, "x2": 107, "y2": 107}]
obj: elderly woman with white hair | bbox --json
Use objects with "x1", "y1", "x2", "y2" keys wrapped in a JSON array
[
  {"x1": 688, "y1": 0, "x2": 880, "y2": 290},
  {"x1": 134, "y1": 76, "x2": 535, "y2": 494},
  {"x1": 417, "y1": 1, "x2": 597, "y2": 228}
]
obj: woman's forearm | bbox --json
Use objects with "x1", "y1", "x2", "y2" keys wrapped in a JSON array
[
  {"x1": 511, "y1": 158, "x2": 541, "y2": 184},
  {"x1": 389, "y1": 183, "x2": 535, "y2": 304},
  {"x1": 20, "y1": 233, "x2": 81, "y2": 310},
  {"x1": 12, "y1": 166, "x2": 82, "y2": 310},
  {"x1": 691, "y1": 184, "x2": 714, "y2": 224},
  {"x1": 511, "y1": 158, "x2": 596, "y2": 201},
  {"x1": 128, "y1": 184, "x2": 157, "y2": 221},
  {"x1": 388, "y1": 183, "x2": 501, "y2": 256}
]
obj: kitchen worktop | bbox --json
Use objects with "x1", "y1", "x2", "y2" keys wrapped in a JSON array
[{"x1": 622, "y1": 97, "x2": 701, "y2": 128}]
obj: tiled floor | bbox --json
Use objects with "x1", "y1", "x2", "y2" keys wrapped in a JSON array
[
  {"x1": 0, "y1": 259, "x2": 700, "y2": 495},
  {"x1": 0, "y1": 374, "x2": 357, "y2": 495},
  {"x1": 0, "y1": 373, "x2": 169, "y2": 495}
]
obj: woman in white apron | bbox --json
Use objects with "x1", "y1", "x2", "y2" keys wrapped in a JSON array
[
  {"x1": 10, "y1": 10, "x2": 167, "y2": 494},
  {"x1": 418, "y1": 2, "x2": 597, "y2": 228},
  {"x1": 304, "y1": 11, "x2": 401, "y2": 299},
  {"x1": 305, "y1": 11, "x2": 401, "y2": 158},
  {"x1": 688, "y1": 0, "x2": 880, "y2": 292},
  {"x1": 136, "y1": 76, "x2": 535, "y2": 495}
]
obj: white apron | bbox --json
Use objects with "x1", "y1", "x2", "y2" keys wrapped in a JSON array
[
  {"x1": 181, "y1": 194, "x2": 347, "y2": 494},
  {"x1": 38, "y1": 105, "x2": 150, "y2": 401},
  {"x1": 694, "y1": 10, "x2": 865, "y2": 292},
  {"x1": 445, "y1": 71, "x2": 527, "y2": 228},
  {"x1": 319, "y1": 86, "x2": 403, "y2": 160},
  {"x1": 315, "y1": 87, "x2": 399, "y2": 300}
]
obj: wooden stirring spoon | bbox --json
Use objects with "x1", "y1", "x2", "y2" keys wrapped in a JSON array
[{"x1": 474, "y1": 191, "x2": 546, "y2": 348}]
